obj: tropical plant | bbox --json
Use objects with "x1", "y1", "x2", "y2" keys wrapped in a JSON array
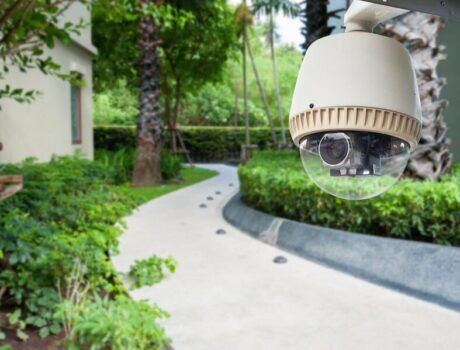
[
  {"x1": 235, "y1": 2, "x2": 277, "y2": 145},
  {"x1": 131, "y1": 0, "x2": 164, "y2": 187},
  {"x1": 381, "y1": 14, "x2": 452, "y2": 180},
  {"x1": 299, "y1": 0, "x2": 344, "y2": 53},
  {"x1": 252, "y1": 0, "x2": 299, "y2": 146},
  {"x1": 236, "y1": 1, "x2": 251, "y2": 149}
]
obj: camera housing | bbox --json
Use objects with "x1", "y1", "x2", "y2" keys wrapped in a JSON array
[{"x1": 288, "y1": 1, "x2": 422, "y2": 200}]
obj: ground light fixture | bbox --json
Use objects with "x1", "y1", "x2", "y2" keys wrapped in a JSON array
[{"x1": 289, "y1": 0, "x2": 455, "y2": 200}]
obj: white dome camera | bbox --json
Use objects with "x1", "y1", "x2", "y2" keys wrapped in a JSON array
[{"x1": 289, "y1": 0, "x2": 422, "y2": 200}]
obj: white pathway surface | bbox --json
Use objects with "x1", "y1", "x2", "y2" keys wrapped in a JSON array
[{"x1": 112, "y1": 164, "x2": 460, "y2": 350}]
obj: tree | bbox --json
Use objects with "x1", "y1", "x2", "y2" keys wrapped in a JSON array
[
  {"x1": 91, "y1": 7, "x2": 139, "y2": 93},
  {"x1": 131, "y1": 0, "x2": 163, "y2": 186},
  {"x1": 252, "y1": 0, "x2": 299, "y2": 146},
  {"x1": 93, "y1": 0, "x2": 169, "y2": 186},
  {"x1": 235, "y1": 1, "x2": 251, "y2": 148},
  {"x1": 159, "y1": 0, "x2": 236, "y2": 141},
  {"x1": 0, "y1": 0, "x2": 88, "y2": 106},
  {"x1": 235, "y1": 2, "x2": 277, "y2": 145},
  {"x1": 381, "y1": 13, "x2": 452, "y2": 180},
  {"x1": 299, "y1": 0, "x2": 343, "y2": 53}
]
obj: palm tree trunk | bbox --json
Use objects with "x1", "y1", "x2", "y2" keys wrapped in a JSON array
[
  {"x1": 300, "y1": 0, "x2": 343, "y2": 54},
  {"x1": 132, "y1": 1, "x2": 162, "y2": 187},
  {"x1": 269, "y1": 11, "x2": 286, "y2": 146},
  {"x1": 243, "y1": 9, "x2": 250, "y2": 148},
  {"x1": 246, "y1": 36, "x2": 277, "y2": 145},
  {"x1": 381, "y1": 13, "x2": 452, "y2": 180},
  {"x1": 233, "y1": 81, "x2": 239, "y2": 127}
]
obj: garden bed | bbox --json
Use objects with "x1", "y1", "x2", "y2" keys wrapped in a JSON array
[
  {"x1": 238, "y1": 151, "x2": 460, "y2": 246},
  {"x1": 0, "y1": 154, "x2": 216, "y2": 349}
]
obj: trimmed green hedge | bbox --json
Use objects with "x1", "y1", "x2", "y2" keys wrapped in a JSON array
[
  {"x1": 94, "y1": 126, "x2": 284, "y2": 162},
  {"x1": 238, "y1": 151, "x2": 460, "y2": 246}
]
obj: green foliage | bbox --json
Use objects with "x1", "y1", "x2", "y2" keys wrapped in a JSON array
[
  {"x1": 95, "y1": 148, "x2": 182, "y2": 182},
  {"x1": 0, "y1": 154, "x2": 216, "y2": 344},
  {"x1": 129, "y1": 256, "x2": 177, "y2": 289},
  {"x1": 182, "y1": 82, "x2": 267, "y2": 126},
  {"x1": 56, "y1": 295, "x2": 170, "y2": 350},
  {"x1": 0, "y1": 156, "x2": 138, "y2": 338},
  {"x1": 91, "y1": 4, "x2": 139, "y2": 92},
  {"x1": 94, "y1": 80, "x2": 138, "y2": 125},
  {"x1": 160, "y1": 151, "x2": 183, "y2": 181},
  {"x1": 0, "y1": 1, "x2": 89, "y2": 105},
  {"x1": 94, "y1": 126, "x2": 137, "y2": 151},
  {"x1": 92, "y1": 0, "x2": 237, "y2": 96},
  {"x1": 94, "y1": 148, "x2": 136, "y2": 184},
  {"x1": 94, "y1": 126, "x2": 284, "y2": 162},
  {"x1": 239, "y1": 151, "x2": 460, "y2": 245},
  {"x1": 159, "y1": 0, "x2": 237, "y2": 94}
]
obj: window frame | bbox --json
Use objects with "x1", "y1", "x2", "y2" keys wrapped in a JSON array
[{"x1": 70, "y1": 73, "x2": 83, "y2": 145}]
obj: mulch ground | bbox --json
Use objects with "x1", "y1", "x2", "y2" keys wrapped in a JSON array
[{"x1": 0, "y1": 328, "x2": 65, "y2": 350}]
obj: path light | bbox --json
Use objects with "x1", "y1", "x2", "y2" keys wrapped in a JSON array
[
  {"x1": 289, "y1": 0, "x2": 457, "y2": 200},
  {"x1": 273, "y1": 256, "x2": 288, "y2": 264}
]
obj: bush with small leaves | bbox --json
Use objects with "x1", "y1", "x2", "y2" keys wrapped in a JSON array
[
  {"x1": 239, "y1": 151, "x2": 460, "y2": 245},
  {"x1": 129, "y1": 256, "x2": 177, "y2": 289}
]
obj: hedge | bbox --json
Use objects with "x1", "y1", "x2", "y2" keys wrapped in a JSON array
[
  {"x1": 238, "y1": 151, "x2": 460, "y2": 246},
  {"x1": 94, "y1": 125, "x2": 285, "y2": 162}
]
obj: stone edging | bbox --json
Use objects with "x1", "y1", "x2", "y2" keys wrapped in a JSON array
[{"x1": 223, "y1": 193, "x2": 460, "y2": 312}]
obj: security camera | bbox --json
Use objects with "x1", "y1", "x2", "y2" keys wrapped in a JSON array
[{"x1": 289, "y1": 0, "x2": 422, "y2": 200}]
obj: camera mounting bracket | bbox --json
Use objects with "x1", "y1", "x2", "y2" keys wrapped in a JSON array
[
  {"x1": 345, "y1": 0, "x2": 408, "y2": 32},
  {"x1": 361, "y1": 0, "x2": 460, "y2": 21}
]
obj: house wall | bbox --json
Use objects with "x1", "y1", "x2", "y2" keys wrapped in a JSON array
[{"x1": 0, "y1": 3, "x2": 95, "y2": 164}]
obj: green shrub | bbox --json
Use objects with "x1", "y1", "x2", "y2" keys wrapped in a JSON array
[
  {"x1": 160, "y1": 151, "x2": 183, "y2": 180},
  {"x1": 94, "y1": 126, "x2": 137, "y2": 151},
  {"x1": 182, "y1": 82, "x2": 267, "y2": 126},
  {"x1": 94, "y1": 148, "x2": 136, "y2": 184},
  {"x1": 0, "y1": 153, "x2": 194, "y2": 346},
  {"x1": 93, "y1": 80, "x2": 138, "y2": 126},
  {"x1": 0, "y1": 156, "x2": 137, "y2": 338},
  {"x1": 94, "y1": 125, "x2": 285, "y2": 162},
  {"x1": 239, "y1": 151, "x2": 460, "y2": 246},
  {"x1": 128, "y1": 255, "x2": 177, "y2": 289},
  {"x1": 56, "y1": 295, "x2": 169, "y2": 350},
  {"x1": 94, "y1": 148, "x2": 182, "y2": 182}
]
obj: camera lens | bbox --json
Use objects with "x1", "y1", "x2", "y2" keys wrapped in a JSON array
[{"x1": 319, "y1": 133, "x2": 351, "y2": 166}]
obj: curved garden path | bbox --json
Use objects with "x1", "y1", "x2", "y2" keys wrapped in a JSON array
[{"x1": 112, "y1": 164, "x2": 460, "y2": 350}]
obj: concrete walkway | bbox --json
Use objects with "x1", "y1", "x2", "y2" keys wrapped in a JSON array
[{"x1": 112, "y1": 164, "x2": 460, "y2": 350}]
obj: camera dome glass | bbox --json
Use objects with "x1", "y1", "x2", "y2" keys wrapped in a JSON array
[{"x1": 299, "y1": 131, "x2": 410, "y2": 200}]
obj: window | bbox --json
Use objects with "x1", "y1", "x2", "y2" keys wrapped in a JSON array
[{"x1": 70, "y1": 74, "x2": 82, "y2": 144}]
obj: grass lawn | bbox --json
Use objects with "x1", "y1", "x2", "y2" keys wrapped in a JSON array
[{"x1": 121, "y1": 166, "x2": 218, "y2": 205}]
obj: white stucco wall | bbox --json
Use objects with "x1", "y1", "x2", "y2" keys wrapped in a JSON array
[{"x1": 0, "y1": 4, "x2": 95, "y2": 164}]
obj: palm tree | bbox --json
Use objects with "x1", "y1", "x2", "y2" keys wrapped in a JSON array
[
  {"x1": 252, "y1": 0, "x2": 299, "y2": 146},
  {"x1": 299, "y1": 0, "x2": 343, "y2": 54},
  {"x1": 235, "y1": 1, "x2": 251, "y2": 149},
  {"x1": 132, "y1": 0, "x2": 163, "y2": 186},
  {"x1": 246, "y1": 35, "x2": 277, "y2": 145},
  {"x1": 235, "y1": 2, "x2": 277, "y2": 145},
  {"x1": 381, "y1": 13, "x2": 452, "y2": 180}
]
